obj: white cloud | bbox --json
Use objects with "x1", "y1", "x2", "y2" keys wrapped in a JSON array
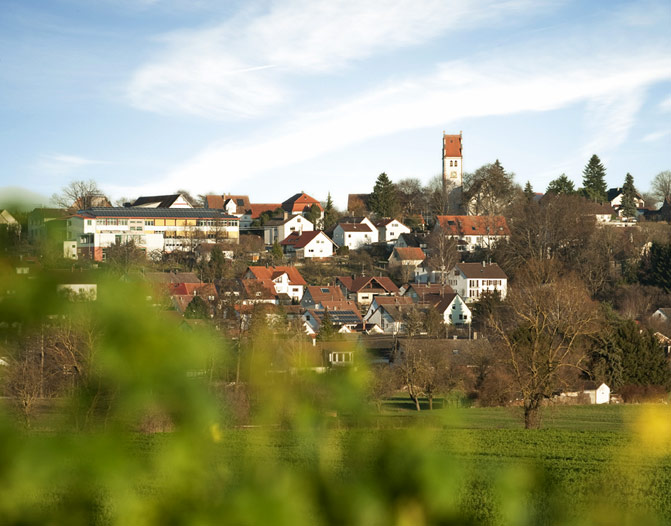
[
  {"x1": 34, "y1": 154, "x2": 108, "y2": 176},
  {"x1": 641, "y1": 130, "x2": 671, "y2": 142},
  {"x1": 127, "y1": 0, "x2": 554, "y2": 118},
  {"x1": 156, "y1": 46, "x2": 671, "y2": 195}
]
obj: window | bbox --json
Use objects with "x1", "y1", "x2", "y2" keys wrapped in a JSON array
[
  {"x1": 86, "y1": 220, "x2": 92, "y2": 226},
  {"x1": 145, "y1": 220, "x2": 154, "y2": 226}
]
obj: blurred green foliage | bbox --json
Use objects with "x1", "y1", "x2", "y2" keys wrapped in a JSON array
[{"x1": 1, "y1": 268, "x2": 670, "y2": 525}]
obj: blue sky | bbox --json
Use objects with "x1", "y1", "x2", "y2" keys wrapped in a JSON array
[{"x1": 1, "y1": 0, "x2": 670, "y2": 209}]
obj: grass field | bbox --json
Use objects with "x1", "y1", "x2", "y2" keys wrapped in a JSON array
[
  {"x1": 4, "y1": 401, "x2": 671, "y2": 525},
  {"x1": 128, "y1": 403, "x2": 671, "y2": 525}
]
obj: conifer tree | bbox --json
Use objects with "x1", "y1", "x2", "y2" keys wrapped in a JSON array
[
  {"x1": 523, "y1": 181, "x2": 534, "y2": 201},
  {"x1": 546, "y1": 174, "x2": 575, "y2": 195},
  {"x1": 317, "y1": 309, "x2": 337, "y2": 341},
  {"x1": 369, "y1": 172, "x2": 400, "y2": 218},
  {"x1": 323, "y1": 192, "x2": 338, "y2": 231},
  {"x1": 581, "y1": 155, "x2": 608, "y2": 203},
  {"x1": 620, "y1": 172, "x2": 637, "y2": 218}
]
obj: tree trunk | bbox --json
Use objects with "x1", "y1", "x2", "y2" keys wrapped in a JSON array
[
  {"x1": 524, "y1": 401, "x2": 541, "y2": 429},
  {"x1": 428, "y1": 395, "x2": 433, "y2": 410}
]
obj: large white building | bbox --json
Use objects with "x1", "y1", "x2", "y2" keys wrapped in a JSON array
[{"x1": 67, "y1": 207, "x2": 239, "y2": 261}]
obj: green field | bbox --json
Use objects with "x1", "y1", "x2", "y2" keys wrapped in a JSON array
[{"x1": 123, "y1": 404, "x2": 670, "y2": 526}]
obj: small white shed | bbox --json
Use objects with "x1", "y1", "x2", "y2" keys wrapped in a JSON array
[{"x1": 584, "y1": 383, "x2": 610, "y2": 404}]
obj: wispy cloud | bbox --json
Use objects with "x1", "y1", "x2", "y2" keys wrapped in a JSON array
[
  {"x1": 34, "y1": 154, "x2": 108, "y2": 176},
  {"x1": 127, "y1": 0, "x2": 555, "y2": 118},
  {"x1": 641, "y1": 130, "x2": 670, "y2": 143},
  {"x1": 158, "y1": 45, "x2": 671, "y2": 193}
]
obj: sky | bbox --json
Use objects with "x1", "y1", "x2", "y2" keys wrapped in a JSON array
[{"x1": 1, "y1": 0, "x2": 670, "y2": 209}]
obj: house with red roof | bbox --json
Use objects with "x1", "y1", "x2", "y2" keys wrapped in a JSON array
[
  {"x1": 282, "y1": 192, "x2": 323, "y2": 220},
  {"x1": 280, "y1": 231, "x2": 337, "y2": 259},
  {"x1": 263, "y1": 215, "x2": 313, "y2": 245},
  {"x1": 301, "y1": 286, "x2": 347, "y2": 309},
  {"x1": 434, "y1": 215, "x2": 510, "y2": 252},
  {"x1": 244, "y1": 265, "x2": 307, "y2": 302},
  {"x1": 388, "y1": 246, "x2": 426, "y2": 268},
  {"x1": 335, "y1": 275, "x2": 399, "y2": 305}
]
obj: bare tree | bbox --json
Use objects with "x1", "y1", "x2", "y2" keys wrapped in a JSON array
[
  {"x1": 651, "y1": 170, "x2": 671, "y2": 205},
  {"x1": 426, "y1": 226, "x2": 459, "y2": 285},
  {"x1": 488, "y1": 260, "x2": 602, "y2": 428},
  {"x1": 51, "y1": 179, "x2": 109, "y2": 211}
]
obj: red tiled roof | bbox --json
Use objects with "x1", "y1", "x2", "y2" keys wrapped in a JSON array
[
  {"x1": 443, "y1": 133, "x2": 462, "y2": 158},
  {"x1": 249, "y1": 204, "x2": 282, "y2": 219},
  {"x1": 405, "y1": 283, "x2": 454, "y2": 297},
  {"x1": 205, "y1": 195, "x2": 224, "y2": 209},
  {"x1": 282, "y1": 193, "x2": 323, "y2": 214},
  {"x1": 337, "y1": 276, "x2": 399, "y2": 294},
  {"x1": 304, "y1": 286, "x2": 346, "y2": 303},
  {"x1": 436, "y1": 215, "x2": 510, "y2": 236},
  {"x1": 457, "y1": 263, "x2": 507, "y2": 279},
  {"x1": 246, "y1": 265, "x2": 307, "y2": 286},
  {"x1": 321, "y1": 300, "x2": 359, "y2": 311},
  {"x1": 280, "y1": 231, "x2": 334, "y2": 249},
  {"x1": 392, "y1": 247, "x2": 425, "y2": 261}
]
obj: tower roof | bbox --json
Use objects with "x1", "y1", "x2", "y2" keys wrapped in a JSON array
[{"x1": 443, "y1": 133, "x2": 462, "y2": 158}]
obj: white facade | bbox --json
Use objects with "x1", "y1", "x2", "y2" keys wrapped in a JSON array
[
  {"x1": 294, "y1": 232, "x2": 336, "y2": 259},
  {"x1": 68, "y1": 212, "x2": 239, "y2": 261},
  {"x1": 378, "y1": 219, "x2": 411, "y2": 245},
  {"x1": 447, "y1": 264, "x2": 508, "y2": 303},
  {"x1": 263, "y1": 215, "x2": 313, "y2": 245},
  {"x1": 584, "y1": 383, "x2": 610, "y2": 404},
  {"x1": 333, "y1": 223, "x2": 376, "y2": 249},
  {"x1": 440, "y1": 295, "x2": 471, "y2": 325},
  {"x1": 269, "y1": 272, "x2": 304, "y2": 302}
]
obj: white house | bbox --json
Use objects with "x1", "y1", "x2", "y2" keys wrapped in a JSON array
[
  {"x1": 243, "y1": 265, "x2": 307, "y2": 303},
  {"x1": 364, "y1": 296, "x2": 414, "y2": 322},
  {"x1": 447, "y1": 262, "x2": 508, "y2": 302},
  {"x1": 263, "y1": 215, "x2": 314, "y2": 245},
  {"x1": 433, "y1": 293, "x2": 472, "y2": 325},
  {"x1": 281, "y1": 231, "x2": 337, "y2": 259},
  {"x1": 333, "y1": 221, "x2": 377, "y2": 249},
  {"x1": 376, "y1": 218, "x2": 411, "y2": 245},
  {"x1": 434, "y1": 215, "x2": 510, "y2": 252},
  {"x1": 607, "y1": 188, "x2": 645, "y2": 217}
]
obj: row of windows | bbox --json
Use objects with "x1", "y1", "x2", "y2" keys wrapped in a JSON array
[{"x1": 448, "y1": 160, "x2": 459, "y2": 167}]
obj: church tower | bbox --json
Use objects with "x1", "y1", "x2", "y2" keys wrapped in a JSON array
[{"x1": 442, "y1": 131, "x2": 463, "y2": 213}]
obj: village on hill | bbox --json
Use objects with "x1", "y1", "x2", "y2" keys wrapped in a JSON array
[{"x1": 2, "y1": 133, "x2": 671, "y2": 428}]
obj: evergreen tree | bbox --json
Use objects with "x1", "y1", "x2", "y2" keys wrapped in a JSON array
[
  {"x1": 546, "y1": 174, "x2": 575, "y2": 195},
  {"x1": 271, "y1": 240, "x2": 284, "y2": 264},
  {"x1": 185, "y1": 295, "x2": 211, "y2": 319},
  {"x1": 323, "y1": 192, "x2": 338, "y2": 231},
  {"x1": 620, "y1": 172, "x2": 637, "y2": 218},
  {"x1": 368, "y1": 172, "x2": 400, "y2": 218},
  {"x1": 317, "y1": 309, "x2": 337, "y2": 341},
  {"x1": 639, "y1": 242, "x2": 671, "y2": 292},
  {"x1": 523, "y1": 181, "x2": 534, "y2": 201},
  {"x1": 581, "y1": 155, "x2": 608, "y2": 203}
]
